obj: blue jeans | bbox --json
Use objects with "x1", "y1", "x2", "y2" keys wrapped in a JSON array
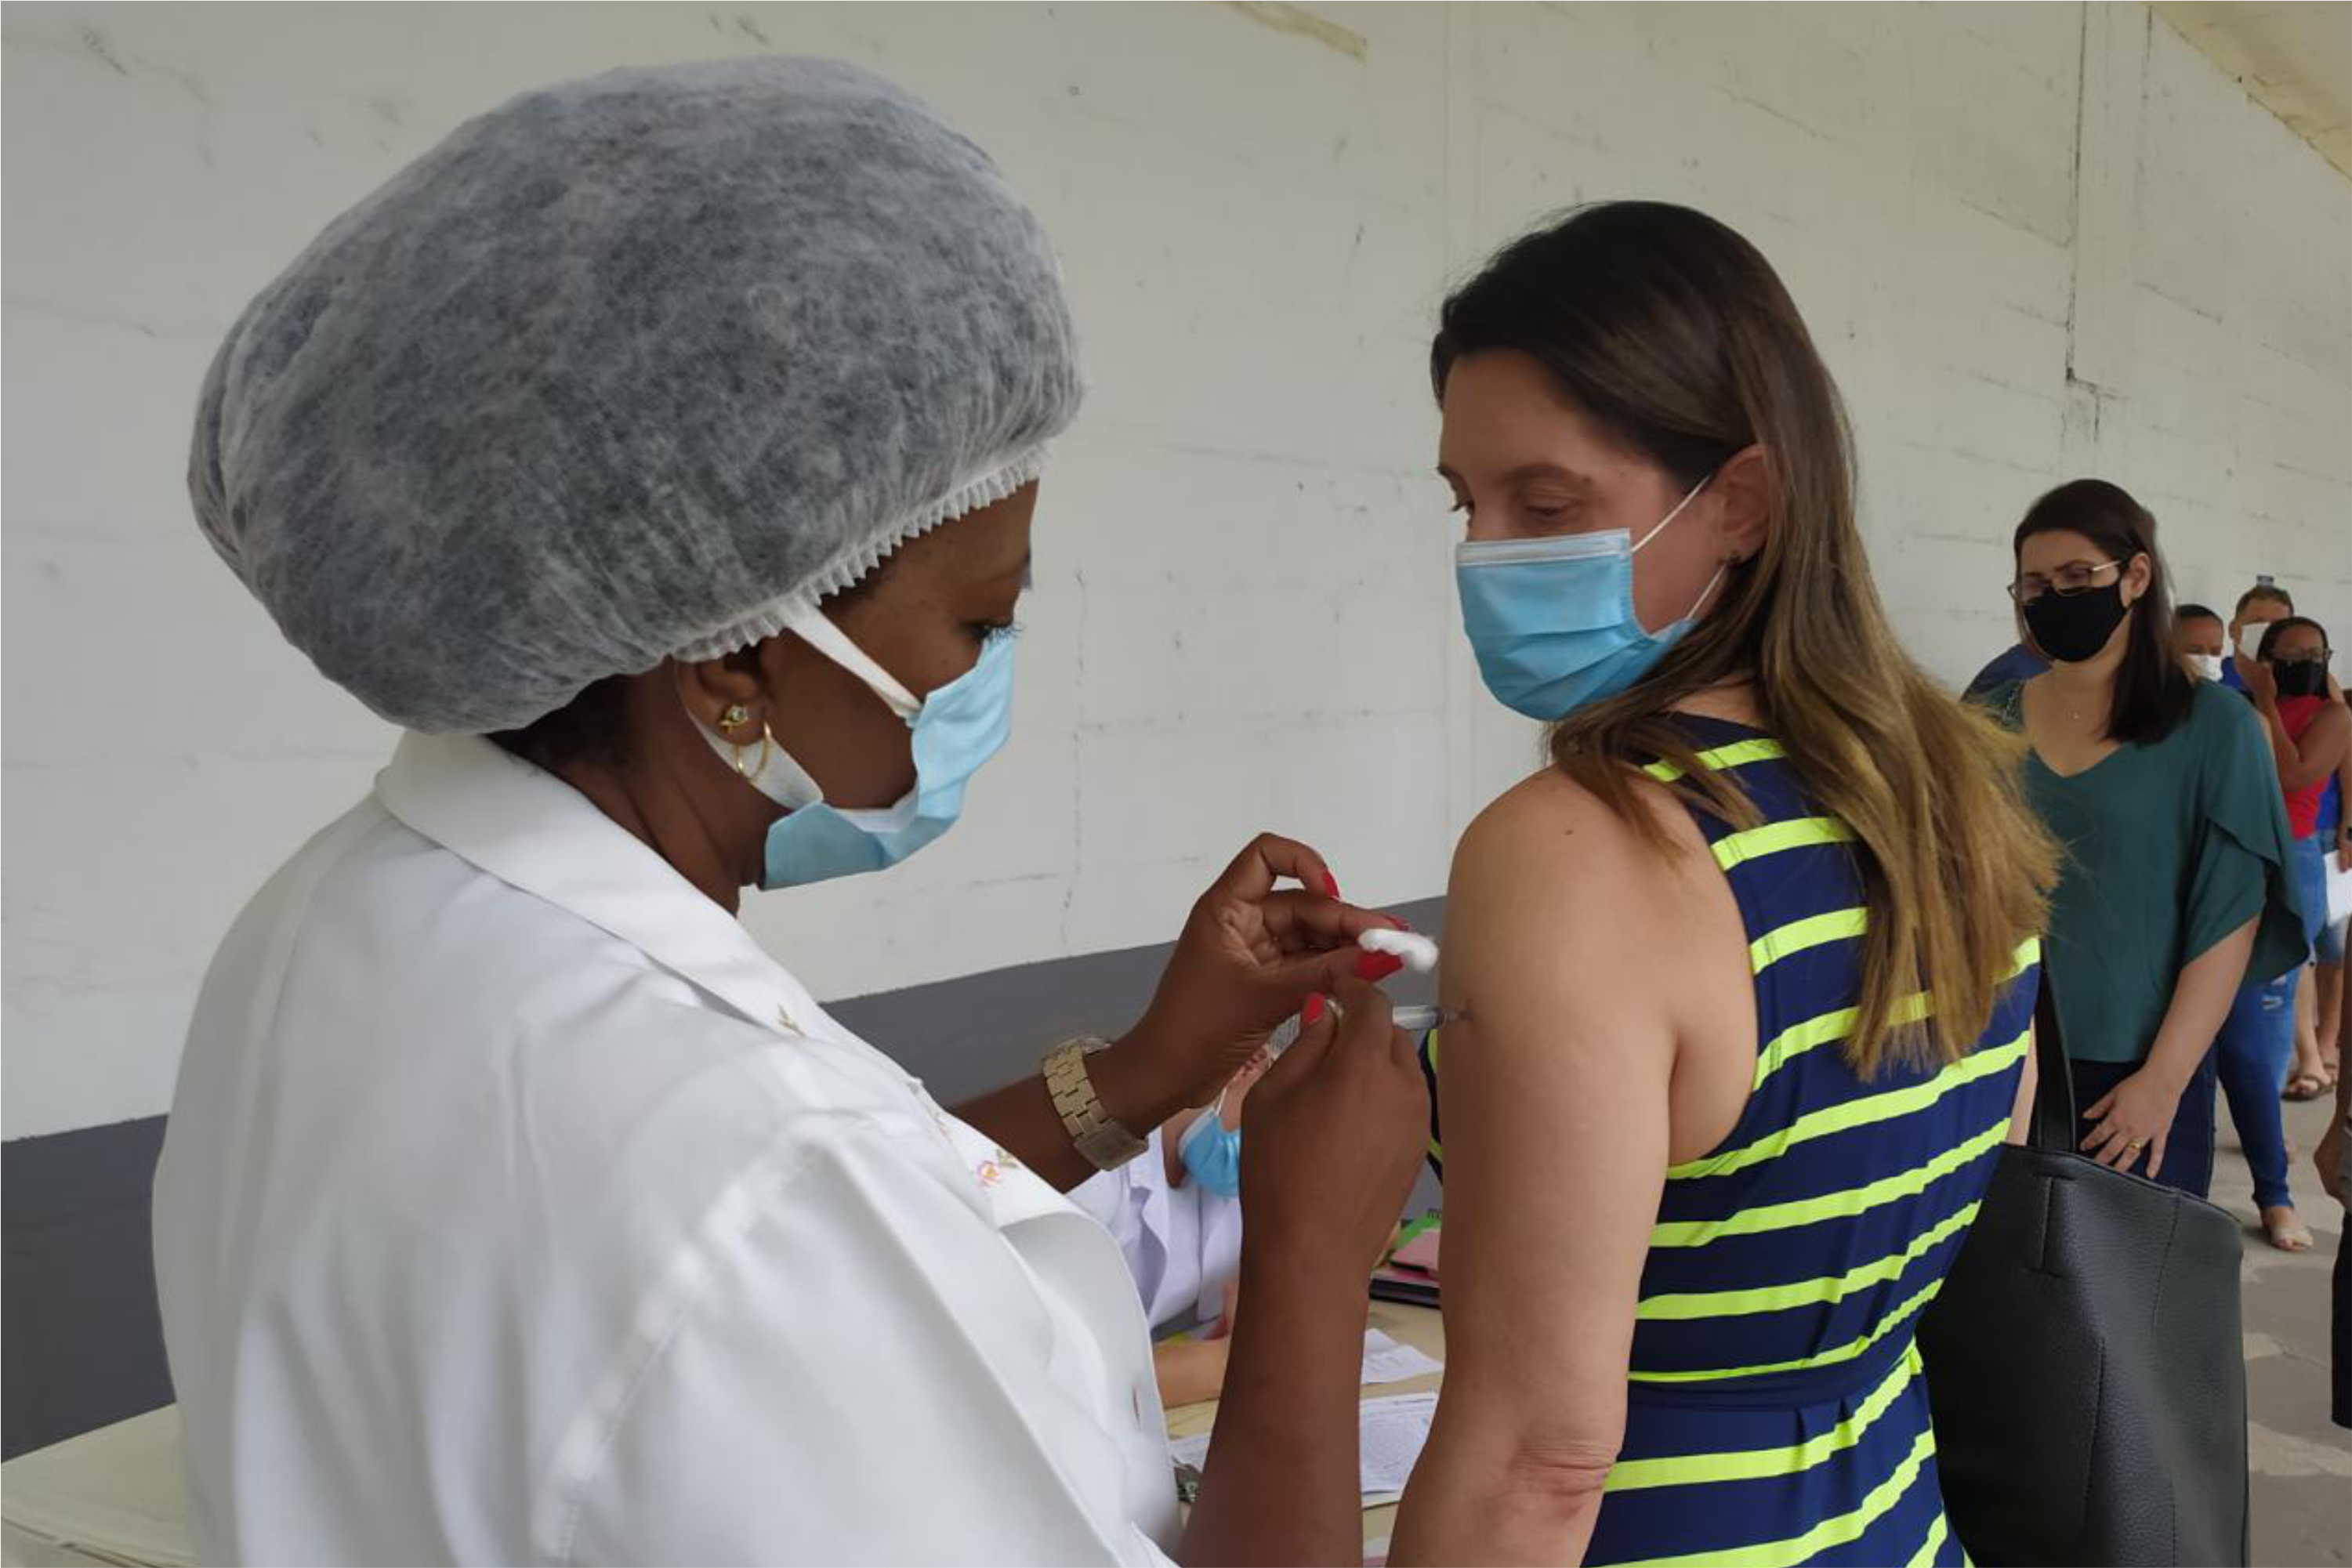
[
  {"x1": 2070, "y1": 1052, "x2": 2219, "y2": 1200},
  {"x1": 2215, "y1": 833, "x2": 2325, "y2": 1211},
  {"x1": 2216, "y1": 967, "x2": 2299, "y2": 1209}
]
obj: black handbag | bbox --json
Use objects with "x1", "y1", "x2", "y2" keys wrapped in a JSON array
[{"x1": 1919, "y1": 974, "x2": 2249, "y2": 1566}]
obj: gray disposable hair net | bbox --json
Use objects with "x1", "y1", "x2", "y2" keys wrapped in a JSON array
[{"x1": 190, "y1": 56, "x2": 1081, "y2": 735}]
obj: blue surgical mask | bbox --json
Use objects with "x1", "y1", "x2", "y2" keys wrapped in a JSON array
[
  {"x1": 1178, "y1": 1098, "x2": 1242, "y2": 1198},
  {"x1": 695, "y1": 609, "x2": 1018, "y2": 889},
  {"x1": 1455, "y1": 476, "x2": 1724, "y2": 721}
]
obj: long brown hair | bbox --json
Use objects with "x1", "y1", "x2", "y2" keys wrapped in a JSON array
[{"x1": 1433, "y1": 203, "x2": 2057, "y2": 1076}]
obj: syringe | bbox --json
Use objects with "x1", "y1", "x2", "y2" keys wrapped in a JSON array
[{"x1": 1267, "y1": 1001, "x2": 1464, "y2": 1055}]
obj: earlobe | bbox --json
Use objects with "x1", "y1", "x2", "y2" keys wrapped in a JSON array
[
  {"x1": 1717, "y1": 444, "x2": 1772, "y2": 561},
  {"x1": 672, "y1": 653, "x2": 773, "y2": 740}
]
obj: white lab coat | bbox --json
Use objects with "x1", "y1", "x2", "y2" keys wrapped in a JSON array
[
  {"x1": 1068, "y1": 1128, "x2": 1244, "y2": 1331},
  {"x1": 150, "y1": 733, "x2": 1180, "y2": 1566}
]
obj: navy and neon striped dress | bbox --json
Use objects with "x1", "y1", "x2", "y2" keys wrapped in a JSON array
[{"x1": 1422, "y1": 716, "x2": 2039, "y2": 1568}]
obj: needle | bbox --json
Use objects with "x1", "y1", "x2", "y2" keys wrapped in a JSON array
[{"x1": 1267, "y1": 1003, "x2": 1466, "y2": 1055}]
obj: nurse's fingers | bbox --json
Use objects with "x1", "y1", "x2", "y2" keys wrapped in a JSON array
[
  {"x1": 1322, "y1": 979, "x2": 1398, "y2": 1063},
  {"x1": 1260, "y1": 992, "x2": 1339, "y2": 1092},
  {"x1": 1259, "y1": 889, "x2": 1402, "y2": 952},
  {"x1": 1205, "y1": 833, "x2": 1340, "y2": 907},
  {"x1": 1267, "y1": 940, "x2": 1404, "y2": 1001}
]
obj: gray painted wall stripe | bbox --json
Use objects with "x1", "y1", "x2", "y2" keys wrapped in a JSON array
[{"x1": 1, "y1": 896, "x2": 1447, "y2": 1458}]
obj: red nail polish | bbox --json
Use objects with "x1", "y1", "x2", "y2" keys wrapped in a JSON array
[
  {"x1": 1357, "y1": 952, "x2": 1405, "y2": 983},
  {"x1": 1386, "y1": 914, "x2": 1412, "y2": 931},
  {"x1": 1321, "y1": 871, "x2": 1342, "y2": 899},
  {"x1": 1302, "y1": 993, "x2": 1326, "y2": 1027}
]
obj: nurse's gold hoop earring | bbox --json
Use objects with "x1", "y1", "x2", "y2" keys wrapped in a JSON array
[{"x1": 716, "y1": 704, "x2": 770, "y2": 782}]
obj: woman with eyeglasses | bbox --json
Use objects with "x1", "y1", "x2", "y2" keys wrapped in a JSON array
[
  {"x1": 2201, "y1": 611, "x2": 2352, "y2": 1251},
  {"x1": 2205, "y1": 616, "x2": 2352, "y2": 1247},
  {"x1": 2249, "y1": 617, "x2": 2348, "y2": 936},
  {"x1": 1983, "y1": 480, "x2": 2307, "y2": 1197}
]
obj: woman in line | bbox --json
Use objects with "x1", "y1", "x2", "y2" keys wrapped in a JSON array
[
  {"x1": 1386, "y1": 202, "x2": 2056, "y2": 1566},
  {"x1": 1986, "y1": 483, "x2": 2305, "y2": 1204},
  {"x1": 2249, "y1": 617, "x2": 2349, "y2": 1103},
  {"x1": 153, "y1": 59, "x2": 1428, "y2": 1566},
  {"x1": 2223, "y1": 584, "x2": 2345, "y2": 1106},
  {"x1": 2209, "y1": 617, "x2": 2350, "y2": 1246},
  {"x1": 2174, "y1": 603, "x2": 2227, "y2": 683}
]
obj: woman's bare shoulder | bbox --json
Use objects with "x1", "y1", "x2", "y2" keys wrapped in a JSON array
[{"x1": 1451, "y1": 763, "x2": 1699, "y2": 932}]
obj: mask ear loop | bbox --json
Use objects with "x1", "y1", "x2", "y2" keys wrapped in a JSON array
[
  {"x1": 1183, "y1": 1087, "x2": 1234, "y2": 1160},
  {"x1": 1627, "y1": 472, "x2": 1730, "y2": 629},
  {"x1": 698, "y1": 702, "x2": 823, "y2": 812},
  {"x1": 1679, "y1": 556, "x2": 1738, "y2": 625},
  {"x1": 1629, "y1": 473, "x2": 1714, "y2": 555},
  {"x1": 785, "y1": 608, "x2": 923, "y2": 720}
]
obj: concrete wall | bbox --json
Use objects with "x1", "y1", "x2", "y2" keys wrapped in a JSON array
[{"x1": 6, "y1": 2, "x2": 2349, "y2": 1142}]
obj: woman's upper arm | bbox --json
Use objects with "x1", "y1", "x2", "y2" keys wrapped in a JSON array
[
  {"x1": 2285, "y1": 705, "x2": 2352, "y2": 788},
  {"x1": 1430, "y1": 780, "x2": 1680, "y2": 1468}
]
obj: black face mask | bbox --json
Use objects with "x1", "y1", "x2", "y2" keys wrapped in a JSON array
[
  {"x1": 2022, "y1": 582, "x2": 2129, "y2": 664},
  {"x1": 2272, "y1": 659, "x2": 2330, "y2": 699}
]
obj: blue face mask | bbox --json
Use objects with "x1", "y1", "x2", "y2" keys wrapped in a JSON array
[
  {"x1": 1455, "y1": 476, "x2": 1725, "y2": 721},
  {"x1": 1178, "y1": 1098, "x2": 1242, "y2": 1198},
  {"x1": 696, "y1": 609, "x2": 1018, "y2": 889}
]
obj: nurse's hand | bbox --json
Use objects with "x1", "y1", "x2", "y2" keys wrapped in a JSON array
[
  {"x1": 1177, "y1": 979, "x2": 1428, "y2": 1566},
  {"x1": 1240, "y1": 978, "x2": 1431, "y2": 1275},
  {"x1": 1129, "y1": 833, "x2": 1408, "y2": 1107}
]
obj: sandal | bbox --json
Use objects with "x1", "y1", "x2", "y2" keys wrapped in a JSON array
[
  {"x1": 2262, "y1": 1206, "x2": 2314, "y2": 1252},
  {"x1": 2283, "y1": 1072, "x2": 2334, "y2": 1102}
]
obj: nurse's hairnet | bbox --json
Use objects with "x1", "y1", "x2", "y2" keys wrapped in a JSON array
[{"x1": 191, "y1": 57, "x2": 1080, "y2": 734}]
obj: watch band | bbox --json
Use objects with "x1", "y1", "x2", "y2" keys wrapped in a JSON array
[{"x1": 1043, "y1": 1038, "x2": 1148, "y2": 1171}]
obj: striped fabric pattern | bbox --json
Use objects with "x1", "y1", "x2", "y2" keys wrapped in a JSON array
[{"x1": 1419, "y1": 716, "x2": 2036, "y2": 1567}]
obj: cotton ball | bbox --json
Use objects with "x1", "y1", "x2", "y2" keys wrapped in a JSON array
[{"x1": 1357, "y1": 927, "x2": 1440, "y2": 974}]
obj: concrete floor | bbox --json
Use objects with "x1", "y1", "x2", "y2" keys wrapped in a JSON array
[{"x1": 2220, "y1": 1085, "x2": 2350, "y2": 1568}]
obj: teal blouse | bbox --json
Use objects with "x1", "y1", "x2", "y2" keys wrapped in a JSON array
[{"x1": 1986, "y1": 679, "x2": 2307, "y2": 1064}]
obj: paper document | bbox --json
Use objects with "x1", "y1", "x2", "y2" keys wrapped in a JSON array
[
  {"x1": 1169, "y1": 1431, "x2": 1212, "y2": 1472},
  {"x1": 1357, "y1": 1392, "x2": 1439, "y2": 1502},
  {"x1": 1168, "y1": 1391, "x2": 1439, "y2": 1506},
  {"x1": 1361, "y1": 1327, "x2": 1444, "y2": 1386}
]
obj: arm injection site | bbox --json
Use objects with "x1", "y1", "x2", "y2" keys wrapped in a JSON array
[{"x1": 1265, "y1": 928, "x2": 1461, "y2": 1055}]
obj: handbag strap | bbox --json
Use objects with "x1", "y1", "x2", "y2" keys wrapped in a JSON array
[{"x1": 2028, "y1": 955, "x2": 2078, "y2": 1153}]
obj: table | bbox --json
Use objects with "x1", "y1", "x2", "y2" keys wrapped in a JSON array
[
  {"x1": 0, "y1": 1407, "x2": 190, "y2": 1568},
  {"x1": 1161, "y1": 1298, "x2": 1445, "y2": 1553}
]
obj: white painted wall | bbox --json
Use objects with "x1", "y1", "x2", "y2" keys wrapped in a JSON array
[{"x1": 5, "y1": 2, "x2": 2347, "y2": 1139}]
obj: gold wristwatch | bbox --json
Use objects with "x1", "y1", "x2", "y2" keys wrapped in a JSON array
[{"x1": 1043, "y1": 1037, "x2": 1148, "y2": 1171}]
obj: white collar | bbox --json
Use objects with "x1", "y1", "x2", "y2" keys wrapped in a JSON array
[{"x1": 374, "y1": 732, "x2": 904, "y2": 1081}]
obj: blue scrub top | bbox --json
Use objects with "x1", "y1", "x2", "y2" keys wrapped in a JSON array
[{"x1": 1964, "y1": 643, "x2": 2049, "y2": 701}]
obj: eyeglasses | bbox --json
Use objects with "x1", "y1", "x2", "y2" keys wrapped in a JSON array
[
  {"x1": 2008, "y1": 560, "x2": 2120, "y2": 605},
  {"x1": 2268, "y1": 648, "x2": 2334, "y2": 668}
]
